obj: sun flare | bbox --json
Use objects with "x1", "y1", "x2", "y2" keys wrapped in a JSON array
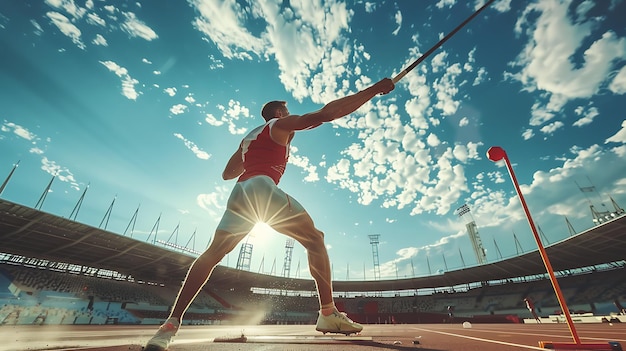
[{"x1": 249, "y1": 222, "x2": 275, "y2": 239}]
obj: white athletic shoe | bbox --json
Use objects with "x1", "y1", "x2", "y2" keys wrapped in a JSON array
[
  {"x1": 315, "y1": 310, "x2": 363, "y2": 334},
  {"x1": 144, "y1": 317, "x2": 179, "y2": 351}
]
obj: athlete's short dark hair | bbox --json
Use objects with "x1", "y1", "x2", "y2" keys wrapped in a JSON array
[{"x1": 261, "y1": 100, "x2": 286, "y2": 121}]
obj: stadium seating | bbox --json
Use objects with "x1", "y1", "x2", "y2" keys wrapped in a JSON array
[{"x1": 1, "y1": 260, "x2": 625, "y2": 325}]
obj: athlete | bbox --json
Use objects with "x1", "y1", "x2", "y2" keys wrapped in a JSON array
[
  {"x1": 144, "y1": 77, "x2": 395, "y2": 351},
  {"x1": 524, "y1": 297, "x2": 541, "y2": 323},
  {"x1": 447, "y1": 305, "x2": 454, "y2": 322}
]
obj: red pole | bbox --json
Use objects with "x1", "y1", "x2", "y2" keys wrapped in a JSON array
[{"x1": 487, "y1": 146, "x2": 581, "y2": 344}]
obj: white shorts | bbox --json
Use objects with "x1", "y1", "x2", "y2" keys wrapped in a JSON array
[{"x1": 216, "y1": 176, "x2": 306, "y2": 235}]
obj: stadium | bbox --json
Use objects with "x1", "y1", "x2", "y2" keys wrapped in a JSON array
[
  {"x1": 1, "y1": 159, "x2": 626, "y2": 351},
  {"x1": 2, "y1": 0, "x2": 626, "y2": 348}
]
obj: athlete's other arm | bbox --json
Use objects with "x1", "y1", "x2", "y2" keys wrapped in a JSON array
[
  {"x1": 275, "y1": 78, "x2": 394, "y2": 132},
  {"x1": 222, "y1": 144, "x2": 244, "y2": 180}
]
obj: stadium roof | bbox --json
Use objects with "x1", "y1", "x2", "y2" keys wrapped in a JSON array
[{"x1": 1, "y1": 199, "x2": 625, "y2": 293}]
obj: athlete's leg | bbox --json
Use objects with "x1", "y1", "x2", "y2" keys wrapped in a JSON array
[
  {"x1": 271, "y1": 207, "x2": 363, "y2": 334},
  {"x1": 146, "y1": 181, "x2": 254, "y2": 351},
  {"x1": 169, "y1": 179, "x2": 255, "y2": 320},
  {"x1": 168, "y1": 229, "x2": 246, "y2": 320},
  {"x1": 271, "y1": 211, "x2": 332, "y2": 307},
  {"x1": 244, "y1": 177, "x2": 333, "y2": 308},
  {"x1": 144, "y1": 228, "x2": 246, "y2": 351}
]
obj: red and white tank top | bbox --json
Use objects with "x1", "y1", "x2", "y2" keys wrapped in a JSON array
[{"x1": 237, "y1": 118, "x2": 289, "y2": 185}]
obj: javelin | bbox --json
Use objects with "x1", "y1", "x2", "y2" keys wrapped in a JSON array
[{"x1": 392, "y1": 0, "x2": 496, "y2": 84}]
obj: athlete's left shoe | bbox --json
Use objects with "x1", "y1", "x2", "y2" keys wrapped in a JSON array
[{"x1": 144, "y1": 317, "x2": 179, "y2": 351}]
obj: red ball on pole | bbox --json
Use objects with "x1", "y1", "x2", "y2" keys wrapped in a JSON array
[{"x1": 487, "y1": 146, "x2": 506, "y2": 162}]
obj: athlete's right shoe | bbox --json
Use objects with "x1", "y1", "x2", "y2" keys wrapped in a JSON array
[
  {"x1": 144, "y1": 317, "x2": 179, "y2": 351},
  {"x1": 315, "y1": 310, "x2": 363, "y2": 334}
]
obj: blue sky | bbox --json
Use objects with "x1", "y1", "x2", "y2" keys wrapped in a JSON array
[{"x1": 1, "y1": 0, "x2": 625, "y2": 283}]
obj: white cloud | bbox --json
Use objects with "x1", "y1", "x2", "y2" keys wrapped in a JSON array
[
  {"x1": 121, "y1": 12, "x2": 158, "y2": 41},
  {"x1": 459, "y1": 117, "x2": 469, "y2": 127},
  {"x1": 521, "y1": 128, "x2": 534, "y2": 140},
  {"x1": 417, "y1": 149, "x2": 468, "y2": 215},
  {"x1": 528, "y1": 102, "x2": 555, "y2": 126},
  {"x1": 473, "y1": 66, "x2": 488, "y2": 86},
  {"x1": 491, "y1": 0, "x2": 512, "y2": 12},
  {"x1": 0, "y1": 122, "x2": 83, "y2": 190},
  {"x1": 190, "y1": 0, "x2": 265, "y2": 60},
  {"x1": 92, "y1": 34, "x2": 107, "y2": 46},
  {"x1": 86, "y1": 12, "x2": 105, "y2": 27},
  {"x1": 30, "y1": 147, "x2": 44, "y2": 155},
  {"x1": 606, "y1": 120, "x2": 626, "y2": 144},
  {"x1": 189, "y1": 0, "x2": 355, "y2": 102},
  {"x1": 436, "y1": 0, "x2": 456, "y2": 9},
  {"x1": 173, "y1": 133, "x2": 211, "y2": 160},
  {"x1": 215, "y1": 99, "x2": 252, "y2": 135},
  {"x1": 45, "y1": 0, "x2": 87, "y2": 19},
  {"x1": 2, "y1": 122, "x2": 36, "y2": 140},
  {"x1": 41, "y1": 157, "x2": 80, "y2": 190},
  {"x1": 30, "y1": 20, "x2": 44, "y2": 35},
  {"x1": 453, "y1": 142, "x2": 480, "y2": 163},
  {"x1": 288, "y1": 146, "x2": 319, "y2": 182},
  {"x1": 426, "y1": 133, "x2": 441, "y2": 147},
  {"x1": 223, "y1": 99, "x2": 250, "y2": 120},
  {"x1": 508, "y1": 0, "x2": 626, "y2": 128},
  {"x1": 205, "y1": 113, "x2": 225, "y2": 127},
  {"x1": 539, "y1": 121, "x2": 564, "y2": 135},
  {"x1": 326, "y1": 158, "x2": 352, "y2": 182},
  {"x1": 572, "y1": 105, "x2": 599, "y2": 127},
  {"x1": 404, "y1": 75, "x2": 431, "y2": 130},
  {"x1": 433, "y1": 63, "x2": 462, "y2": 116},
  {"x1": 324, "y1": 98, "x2": 471, "y2": 217},
  {"x1": 431, "y1": 51, "x2": 448, "y2": 73},
  {"x1": 392, "y1": 10, "x2": 402, "y2": 36},
  {"x1": 46, "y1": 12, "x2": 85, "y2": 49},
  {"x1": 208, "y1": 55, "x2": 224, "y2": 70},
  {"x1": 197, "y1": 185, "x2": 230, "y2": 218},
  {"x1": 575, "y1": 0, "x2": 595, "y2": 20},
  {"x1": 465, "y1": 47, "x2": 476, "y2": 70},
  {"x1": 609, "y1": 66, "x2": 626, "y2": 94},
  {"x1": 364, "y1": 2, "x2": 377, "y2": 13},
  {"x1": 170, "y1": 104, "x2": 188, "y2": 115},
  {"x1": 164, "y1": 87, "x2": 177, "y2": 97},
  {"x1": 99, "y1": 61, "x2": 140, "y2": 100},
  {"x1": 452, "y1": 144, "x2": 469, "y2": 163}
]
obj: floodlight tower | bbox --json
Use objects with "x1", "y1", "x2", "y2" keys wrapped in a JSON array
[
  {"x1": 588, "y1": 196, "x2": 624, "y2": 225},
  {"x1": 0, "y1": 160, "x2": 20, "y2": 196},
  {"x1": 455, "y1": 204, "x2": 487, "y2": 265},
  {"x1": 368, "y1": 234, "x2": 381, "y2": 280},
  {"x1": 236, "y1": 238, "x2": 253, "y2": 271},
  {"x1": 282, "y1": 238, "x2": 295, "y2": 278},
  {"x1": 576, "y1": 179, "x2": 625, "y2": 225}
]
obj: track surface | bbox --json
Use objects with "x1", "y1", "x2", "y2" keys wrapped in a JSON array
[{"x1": 1, "y1": 323, "x2": 625, "y2": 351}]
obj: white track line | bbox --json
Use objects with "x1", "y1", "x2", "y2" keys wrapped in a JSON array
[
  {"x1": 441, "y1": 326, "x2": 626, "y2": 343},
  {"x1": 410, "y1": 327, "x2": 546, "y2": 350}
]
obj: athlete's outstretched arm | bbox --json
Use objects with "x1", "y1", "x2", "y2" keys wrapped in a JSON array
[
  {"x1": 276, "y1": 78, "x2": 394, "y2": 132},
  {"x1": 222, "y1": 145, "x2": 244, "y2": 180}
]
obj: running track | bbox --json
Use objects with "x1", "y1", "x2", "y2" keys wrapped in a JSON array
[{"x1": 1, "y1": 323, "x2": 624, "y2": 351}]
